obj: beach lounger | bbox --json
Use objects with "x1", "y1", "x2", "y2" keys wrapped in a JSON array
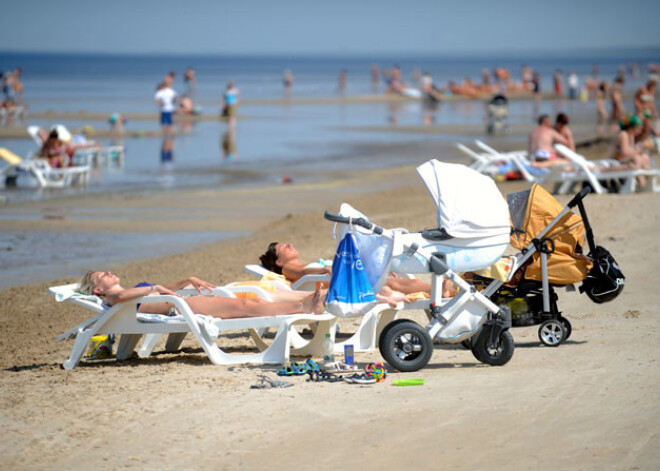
[
  {"x1": 456, "y1": 142, "x2": 526, "y2": 176},
  {"x1": 243, "y1": 265, "x2": 428, "y2": 353},
  {"x1": 555, "y1": 144, "x2": 660, "y2": 194},
  {"x1": 51, "y1": 283, "x2": 335, "y2": 369},
  {"x1": 474, "y1": 140, "x2": 589, "y2": 194},
  {"x1": 1, "y1": 154, "x2": 91, "y2": 188}
]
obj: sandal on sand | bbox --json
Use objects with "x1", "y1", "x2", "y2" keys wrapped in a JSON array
[
  {"x1": 324, "y1": 361, "x2": 359, "y2": 374},
  {"x1": 344, "y1": 373, "x2": 376, "y2": 385},
  {"x1": 277, "y1": 361, "x2": 308, "y2": 376},
  {"x1": 305, "y1": 359, "x2": 320, "y2": 372},
  {"x1": 251, "y1": 375, "x2": 294, "y2": 389},
  {"x1": 307, "y1": 371, "x2": 343, "y2": 383}
]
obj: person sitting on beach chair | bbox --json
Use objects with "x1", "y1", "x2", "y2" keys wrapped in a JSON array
[
  {"x1": 39, "y1": 129, "x2": 68, "y2": 168},
  {"x1": 258, "y1": 242, "x2": 447, "y2": 303},
  {"x1": 77, "y1": 271, "x2": 325, "y2": 319},
  {"x1": 527, "y1": 114, "x2": 571, "y2": 168}
]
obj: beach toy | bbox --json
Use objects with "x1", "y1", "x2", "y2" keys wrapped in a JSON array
[
  {"x1": 364, "y1": 362, "x2": 387, "y2": 382},
  {"x1": 392, "y1": 379, "x2": 425, "y2": 386},
  {"x1": 85, "y1": 334, "x2": 114, "y2": 359}
]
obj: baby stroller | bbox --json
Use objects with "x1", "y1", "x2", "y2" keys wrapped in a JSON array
[
  {"x1": 325, "y1": 160, "x2": 516, "y2": 372},
  {"x1": 474, "y1": 183, "x2": 625, "y2": 346},
  {"x1": 486, "y1": 94, "x2": 509, "y2": 134}
]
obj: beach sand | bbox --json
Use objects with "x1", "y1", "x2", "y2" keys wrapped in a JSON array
[{"x1": 1, "y1": 153, "x2": 660, "y2": 469}]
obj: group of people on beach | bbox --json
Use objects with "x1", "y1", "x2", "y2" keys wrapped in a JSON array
[{"x1": 527, "y1": 106, "x2": 655, "y2": 187}]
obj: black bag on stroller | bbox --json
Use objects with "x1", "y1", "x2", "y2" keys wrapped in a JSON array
[{"x1": 580, "y1": 245, "x2": 625, "y2": 303}]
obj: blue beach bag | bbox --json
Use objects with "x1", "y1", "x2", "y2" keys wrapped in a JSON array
[{"x1": 325, "y1": 232, "x2": 378, "y2": 318}]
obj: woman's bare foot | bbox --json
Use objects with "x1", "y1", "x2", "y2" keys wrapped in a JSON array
[
  {"x1": 376, "y1": 291, "x2": 410, "y2": 307},
  {"x1": 303, "y1": 289, "x2": 326, "y2": 315}
]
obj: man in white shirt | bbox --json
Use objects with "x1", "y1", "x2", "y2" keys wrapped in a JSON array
[{"x1": 154, "y1": 75, "x2": 177, "y2": 135}]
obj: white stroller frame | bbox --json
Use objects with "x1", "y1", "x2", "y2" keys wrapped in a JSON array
[{"x1": 324, "y1": 160, "x2": 517, "y2": 372}]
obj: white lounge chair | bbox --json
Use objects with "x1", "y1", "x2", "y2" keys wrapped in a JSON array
[
  {"x1": 555, "y1": 144, "x2": 660, "y2": 194},
  {"x1": 474, "y1": 140, "x2": 589, "y2": 194},
  {"x1": 456, "y1": 142, "x2": 525, "y2": 176},
  {"x1": 1, "y1": 155, "x2": 91, "y2": 188},
  {"x1": 51, "y1": 283, "x2": 335, "y2": 370}
]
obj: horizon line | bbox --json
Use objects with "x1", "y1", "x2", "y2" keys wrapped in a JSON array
[{"x1": 1, "y1": 45, "x2": 659, "y2": 60}]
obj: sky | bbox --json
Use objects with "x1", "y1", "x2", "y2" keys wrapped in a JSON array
[{"x1": 1, "y1": 0, "x2": 659, "y2": 56}]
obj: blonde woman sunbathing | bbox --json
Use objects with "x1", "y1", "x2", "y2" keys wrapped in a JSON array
[
  {"x1": 259, "y1": 242, "x2": 440, "y2": 304},
  {"x1": 78, "y1": 271, "x2": 325, "y2": 319}
]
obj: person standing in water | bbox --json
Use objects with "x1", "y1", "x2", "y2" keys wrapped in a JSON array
[{"x1": 221, "y1": 81, "x2": 240, "y2": 128}]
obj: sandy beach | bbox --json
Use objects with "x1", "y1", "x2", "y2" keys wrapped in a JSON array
[{"x1": 1, "y1": 145, "x2": 659, "y2": 469}]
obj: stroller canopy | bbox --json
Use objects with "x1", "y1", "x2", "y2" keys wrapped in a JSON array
[
  {"x1": 417, "y1": 160, "x2": 511, "y2": 239},
  {"x1": 508, "y1": 184, "x2": 592, "y2": 285}
]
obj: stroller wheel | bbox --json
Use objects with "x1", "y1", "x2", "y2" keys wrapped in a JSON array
[
  {"x1": 558, "y1": 316, "x2": 572, "y2": 340},
  {"x1": 471, "y1": 327, "x2": 514, "y2": 366},
  {"x1": 379, "y1": 320, "x2": 433, "y2": 372},
  {"x1": 378, "y1": 318, "x2": 410, "y2": 349},
  {"x1": 538, "y1": 319, "x2": 567, "y2": 347}
]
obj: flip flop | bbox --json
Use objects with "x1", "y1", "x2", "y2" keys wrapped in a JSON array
[
  {"x1": 343, "y1": 373, "x2": 376, "y2": 385},
  {"x1": 278, "y1": 362, "x2": 308, "y2": 376},
  {"x1": 290, "y1": 361, "x2": 309, "y2": 375},
  {"x1": 277, "y1": 365, "x2": 296, "y2": 376},
  {"x1": 307, "y1": 371, "x2": 344, "y2": 383},
  {"x1": 251, "y1": 375, "x2": 294, "y2": 389},
  {"x1": 324, "y1": 361, "x2": 359, "y2": 374},
  {"x1": 305, "y1": 358, "x2": 320, "y2": 372}
]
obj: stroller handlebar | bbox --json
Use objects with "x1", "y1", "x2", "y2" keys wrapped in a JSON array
[
  {"x1": 323, "y1": 211, "x2": 384, "y2": 234},
  {"x1": 567, "y1": 187, "x2": 591, "y2": 208}
]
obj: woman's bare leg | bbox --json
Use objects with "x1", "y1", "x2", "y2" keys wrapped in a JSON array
[
  {"x1": 384, "y1": 278, "x2": 431, "y2": 295},
  {"x1": 185, "y1": 290, "x2": 323, "y2": 319}
]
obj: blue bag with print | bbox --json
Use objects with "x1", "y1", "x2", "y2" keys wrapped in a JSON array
[{"x1": 325, "y1": 232, "x2": 378, "y2": 318}]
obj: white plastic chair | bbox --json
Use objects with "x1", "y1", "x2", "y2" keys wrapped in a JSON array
[
  {"x1": 51, "y1": 283, "x2": 336, "y2": 369},
  {"x1": 555, "y1": 144, "x2": 660, "y2": 194}
]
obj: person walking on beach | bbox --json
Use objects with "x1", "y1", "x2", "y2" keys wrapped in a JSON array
[
  {"x1": 567, "y1": 72, "x2": 579, "y2": 100},
  {"x1": 554, "y1": 70, "x2": 564, "y2": 97},
  {"x1": 184, "y1": 67, "x2": 196, "y2": 99},
  {"x1": 283, "y1": 69, "x2": 293, "y2": 97},
  {"x1": 609, "y1": 77, "x2": 626, "y2": 131},
  {"x1": 155, "y1": 75, "x2": 178, "y2": 137},
  {"x1": 596, "y1": 81, "x2": 609, "y2": 134},
  {"x1": 634, "y1": 74, "x2": 658, "y2": 121},
  {"x1": 338, "y1": 69, "x2": 347, "y2": 95},
  {"x1": 371, "y1": 64, "x2": 380, "y2": 90},
  {"x1": 221, "y1": 81, "x2": 240, "y2": 128}
]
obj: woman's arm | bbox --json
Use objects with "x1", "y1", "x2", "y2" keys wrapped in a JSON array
[
  {"x1": 106, "y1": 284, "x2": 180, "y2": 306},
  {"x1": 163, "y1": 276, "x2": 216, "y2": 293},
  {"x1": 282, "y1": 264, "x2": 331, "y2": 283},
  {"x1": 619, "y1": 133, "x2": 640, "y2": 159}
]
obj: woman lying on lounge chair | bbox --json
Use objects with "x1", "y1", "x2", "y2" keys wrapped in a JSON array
[
  {"x1": 77, "y1": 271, "x2": 325, "y2": 319},
  {"x1": 259, "y1": 242, "x2": 447, "y2": 302}
]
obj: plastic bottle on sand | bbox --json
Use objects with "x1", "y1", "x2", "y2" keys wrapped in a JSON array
[{"x1": 323, "y1": 333, "x2": 335, "y2": 366}]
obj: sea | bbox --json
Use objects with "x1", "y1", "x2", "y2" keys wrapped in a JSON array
[
  {"x1": 0, "y1": 51, "x2": 657, "y2": 288},
  {"x1": 1, "y1": 51, "x2": 657, "y2": 199}
]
